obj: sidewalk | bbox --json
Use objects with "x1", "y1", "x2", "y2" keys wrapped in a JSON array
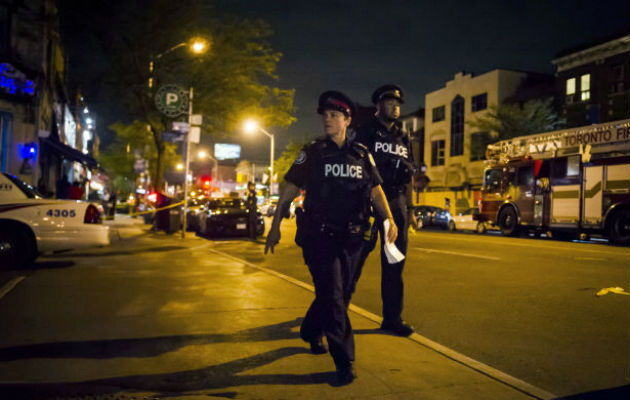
[
  {"x1": 0, "y1": 223, "x2": 556, "y2": 400},
  {"x1": 104, "y1": 213, "x2": 151, "y2": 241}
]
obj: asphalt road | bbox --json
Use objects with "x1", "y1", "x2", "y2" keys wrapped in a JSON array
[
  {"x1": 231, "y1": 218, "x2": 629, "y2": 397},
  {"x1": 0, "y1": 218, "x2": 627, "y2": 398}
]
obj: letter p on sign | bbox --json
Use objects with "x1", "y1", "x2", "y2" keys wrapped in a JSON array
[{"x1": 166, "y1": 93, "x2": 179, "y2": 106}]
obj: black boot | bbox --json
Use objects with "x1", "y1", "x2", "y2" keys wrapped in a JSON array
[{"x1": 336, "y1": 363, "x2": 357, "y2": 385}]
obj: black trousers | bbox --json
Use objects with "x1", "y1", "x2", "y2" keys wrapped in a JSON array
[
  {"x1": 247, "y1": 209, "x2": 257, "y2": 239},
  {"x1": 299, "y1": 232, "x2": 363, "y2": 369},
  {"x1": 375, "y1": 193, "x2": 409, "y2": 324}
]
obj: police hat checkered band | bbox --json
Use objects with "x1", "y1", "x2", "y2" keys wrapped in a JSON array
[{"x1": 322, "y1": 98, "x2": 352, "y2": 116}]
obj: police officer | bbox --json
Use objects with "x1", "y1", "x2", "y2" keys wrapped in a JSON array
[
  {"x1": 354, "y1": 84, "x2": 416, "y2": 337},
  {"x1": 265, "y1": 90, "x2": 397, "y2": 385},
  {"x1": 245, "y1": 181, "x2": 257, "y2": 240}
]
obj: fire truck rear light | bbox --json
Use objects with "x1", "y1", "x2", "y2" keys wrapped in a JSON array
[{"x1": 84, "y1": 204, "x2": 102, "y2": 224}]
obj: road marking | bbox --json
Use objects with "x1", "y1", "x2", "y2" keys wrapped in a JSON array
[
  {"x1": 206, "y1": 247, "x2": 556, "y2": 400},
  {"x1": 574, "y1": 257, "x2": 604, "y2": 261},
  {"x1": 415, "y1": 247, "x2": 501, "y2": 261},
  {"x1": 414, "y1": 232, "x2": 626, "y2": 256},
  {"x1": 596, "y1": 287, "x2": 630, "y2": 296},
  {"x1": 0, "y1": 276, "x2": 25, "y2": 300}
]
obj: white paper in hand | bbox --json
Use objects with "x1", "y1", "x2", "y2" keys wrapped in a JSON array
[{"x1": 383, "y1": 219, "x2": 405, "y2": 264}]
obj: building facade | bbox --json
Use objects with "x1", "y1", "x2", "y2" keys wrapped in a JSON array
[
  {"x1": 420, "y1": 70, "x2": 552, "y2": 213},
  {"x1": 552, "y1": 34, "x2": 630, "y2": 128},
  {"x1": 0, "y1": 0, "x2": 99, "y2": 198}
]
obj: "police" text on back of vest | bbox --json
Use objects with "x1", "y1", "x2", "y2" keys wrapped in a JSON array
[
  {"x1": 374, "y1": 142, "x2": 408, "y2": 158},
  {"x1": 324, "y1": 164, "x2": 363, "y2": 178}
]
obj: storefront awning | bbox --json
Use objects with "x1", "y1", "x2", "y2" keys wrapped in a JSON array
[{"x1": 41, "y1": 138, "x2": 99, "y2": 170}]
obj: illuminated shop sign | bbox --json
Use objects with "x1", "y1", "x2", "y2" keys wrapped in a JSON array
[{"x1": 0, "y1": 63, "x2": 35, "y2": 96}]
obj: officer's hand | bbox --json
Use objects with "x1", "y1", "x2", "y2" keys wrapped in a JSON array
[
  {"x1": 386, "y1": 219, "x2": 398, "y2": 244},
  {"x1": 265, "y1": 228, "x2": 281, "y2": 254}
]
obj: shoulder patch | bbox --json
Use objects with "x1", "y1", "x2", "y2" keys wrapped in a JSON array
[
  {"x1": 294, "y1": 150, "x2": 307, "y2": 165},
  {"x1": 367, "y1": 152, "x2": 376, "y2": 167},
  {"x1": 353, "y1": 141, "x2": 368, "y2": 151}
]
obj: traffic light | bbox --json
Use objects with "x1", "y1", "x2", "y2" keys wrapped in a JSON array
[{"x1": 200, "y1": 175, "x2": 212, "y2": 189}]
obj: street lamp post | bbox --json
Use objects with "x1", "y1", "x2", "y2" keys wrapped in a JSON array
[
  {"x1": 243, "y1": 120, "x2": 275, "y2": 197},
  {"x1": 147, "y1": 37, "x2": 209, "y2": 239},
  {"x1": 181, "y1": 86, "x2": 194, "y2": 238}
]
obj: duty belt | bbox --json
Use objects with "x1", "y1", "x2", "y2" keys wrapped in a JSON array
[{"x1": 310, "y1": 215, "x2": 363, "y2": 235}]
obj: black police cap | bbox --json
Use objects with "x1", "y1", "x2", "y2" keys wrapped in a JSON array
[
  {"x1": 371, "y1": 84, "x2": 404, "y2": 104},
  {"x1": 317, "y1": 90, "x2": 356, "y2": 117}
]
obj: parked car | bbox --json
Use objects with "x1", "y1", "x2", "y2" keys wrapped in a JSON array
[
  {"x1": 197, "y1": 197, "x2": 264, "y2": 237},
  {"x1": 260, "y1": 195, "x2": 292, "y2": 218},
  {"x1": 450, "y1": 207, "x2": 488, "y2": 233},
  {"x1": 260, "y1": 197, "x2": 279, "y2": 217},
  {"x1": 411, "y1": 205, "x2": 453, "y2": 230},
  {"x1": 185, "y1": 196, "x2": 208, "y2": 232},
  {"x1": 0, "y1": 173, "x2": 109, "y2": 268}
]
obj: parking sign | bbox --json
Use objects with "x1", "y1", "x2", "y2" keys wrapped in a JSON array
[{"x1": 155, "y1": 85, "x2": 188, "y2": 117}]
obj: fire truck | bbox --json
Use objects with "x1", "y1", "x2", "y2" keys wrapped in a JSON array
[{"x1": 477, "y1": 119, "x2": 629, "y2": 245}]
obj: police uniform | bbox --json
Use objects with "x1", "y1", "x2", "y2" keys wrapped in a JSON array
[
  {"x1": 354, "y1": 84, "x2": 415, "y2": 333},
  {"x1": 284, "y1": 91, "x2": 382, "y2": 376},
  {"x1": 245, "y1": 184, "x2": 257, "y2": 239}
]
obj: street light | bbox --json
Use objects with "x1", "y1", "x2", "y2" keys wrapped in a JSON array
[
  {"x1": 148, "y1": 37, "x2": 210, "y2": 89},
  {"x1": 243, "y1": 119, "x2": 275, "y2": 197}
]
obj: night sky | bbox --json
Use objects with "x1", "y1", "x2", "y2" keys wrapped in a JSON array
[
  {"x1": 215, "y1": 0, "x2": 629, "y2": 159},
  {"x1": 63, "y1": 1, "x2": 630, "y2": 162}
]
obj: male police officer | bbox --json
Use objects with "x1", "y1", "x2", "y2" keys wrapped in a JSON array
[
  {"x1": 354, "y1": 84, "x2": 416, "y2": 337},
  {"x1": 265, "y1": 90, "x2": 397, "y2": 385},
  {"x1": 245, "y1": 181, "x2": 257, "y2": 240}
]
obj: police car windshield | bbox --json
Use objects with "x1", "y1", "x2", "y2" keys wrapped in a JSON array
[{"x1": 3, "y1": 173, "x2": 43, "y2": 199}]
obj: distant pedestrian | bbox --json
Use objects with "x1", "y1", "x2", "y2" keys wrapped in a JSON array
[
  {"x1": 354, "y1": 84, "x2": 416, "y2": 337},
  {"x1": 245, "y1": 181, "x2": 258, "y2": 240},
  {"x1": 265, "y1": 90, "x2": 397, "y2": 385}
]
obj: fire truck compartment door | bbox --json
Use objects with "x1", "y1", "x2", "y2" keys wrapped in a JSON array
[
  {"x1": 605, "y1": 164, "x2": 630, "y2": 192},
  {"x1": 582, "y1": 166, "x2": 603, "y2": 226},
  {"x1": 551, "y1": 184, "x2": 580, "y2": 225}
]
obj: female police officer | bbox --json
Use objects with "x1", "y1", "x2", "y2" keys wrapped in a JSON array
[{"x1": 265, "y1": 90, "x2": 397, "y2": 385}]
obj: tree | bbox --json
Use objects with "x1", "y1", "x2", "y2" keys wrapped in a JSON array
[
  {"x1": 99, "y1": 121, "x2": 180, "y2": 195},
  {"x1": 59, "y1": 1, "x2": 295, "y2": 189},
  {"x1": 467, "y1": 98, "x2": 564, "y2": 142}
]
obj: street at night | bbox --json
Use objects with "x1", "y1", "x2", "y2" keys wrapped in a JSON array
[
  {"x1": 2, "y1": 1, "x2": 629, "y2": 399},
  {"x1": 0, "y1": 217, "x2": 627, "y2": 399}
]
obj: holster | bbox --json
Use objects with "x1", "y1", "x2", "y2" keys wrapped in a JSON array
[{"x1": 295, "y1": 208, "x2": 309, "y2": 247}]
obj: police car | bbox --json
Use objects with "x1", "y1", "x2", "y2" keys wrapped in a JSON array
[{"x1": 0, "y1": 172, "x2": 109, "y2": 268}]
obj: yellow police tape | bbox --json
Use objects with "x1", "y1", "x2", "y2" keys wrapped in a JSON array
[{"x1": 128, "y1": 201, "x2": 205, "y2": 217}]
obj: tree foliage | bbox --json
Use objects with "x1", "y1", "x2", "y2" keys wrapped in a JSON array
[
  {"x1": 61, "y1": 0, "x2": 295, "y2": 189},
  {"x1": 467, "y1": 98, "x2": 564, "y2": 141},
  {"x1": 99, "y1": 121, "x2": 180, "y2": 194}
]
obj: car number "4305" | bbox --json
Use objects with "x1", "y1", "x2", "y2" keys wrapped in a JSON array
[{"x1": 46, "y1": 209, "x2": 77, "y2": 218}]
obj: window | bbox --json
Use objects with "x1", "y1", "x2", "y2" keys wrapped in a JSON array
[
  {"x1": 611, "y1": 65, "x2": 625, "y2": 94},
  {"x1": 450, "y1": 95, "x2": 464, "y2": 156},
  {"x1": 470, "y1": 132, "x2": 493, "y2": 161},
  {"x1": 517, "y1": 166, "x2": 534, "y2": 186},
  {"x1": 471, "y1": 93, "x2": 487, "y2": 112},
  {"x1": 566, "y1": 78, "x2": 576, "y2": 95},
  {"x1": 432, "y1": 105, "x2": 445, "y2": 122},
  {"x1": 431, "y1": 140, "x2": 445, "y2": 166},
  {"x1": 580, "y1": 74, "x2": 590, "y2": 101},
  {"x1": 567, "y1": 155, "x2": 580, "y2": 176},
  {"x1": 484, "y1": 168, "x2": 502, "y2": 191},
  {"x1": 0, "y1": 6, "x2": 8, "y2": 55},
  {"x1": 551, "y1": 156, "x2": 580, "y2": 179}
]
